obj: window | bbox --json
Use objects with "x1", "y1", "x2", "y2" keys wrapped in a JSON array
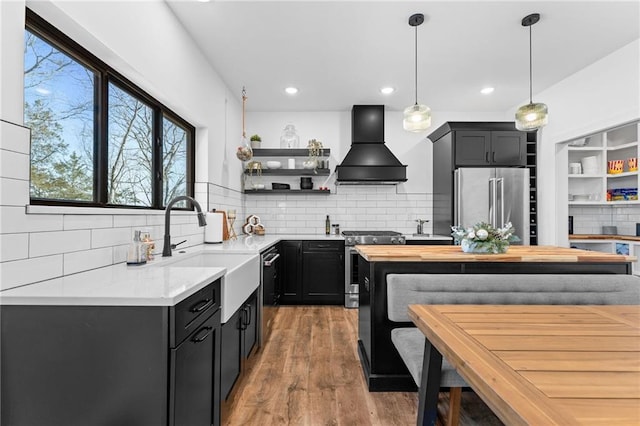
[{"x1": 24, "y1": 9, "x2": 194, "y2": 209}]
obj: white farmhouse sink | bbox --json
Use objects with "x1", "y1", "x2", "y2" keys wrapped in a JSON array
[{"x1": 164, "y1": 252, "x2": 260, "y2": 323}]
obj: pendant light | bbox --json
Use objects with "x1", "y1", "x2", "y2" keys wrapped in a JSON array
[
  {"x1": 403, "y1": 13, "x2": 431, "y2": 132},
  {"x1": 515, "y1": 13, "x2": 548, "y2": 131}
]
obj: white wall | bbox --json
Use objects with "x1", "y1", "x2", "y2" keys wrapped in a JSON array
[
  {"x1": 517, "y1": 39, "x2": 640, "y2": 245},
  {"x1": 245, "y1": 110, "x2": 506, "y2": 235},
  {"x1": 0, "y1": 1, "x2": 243, "y2": 290}
]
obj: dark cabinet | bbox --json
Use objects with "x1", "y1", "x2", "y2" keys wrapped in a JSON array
[
  {"x1": 171, "y1": 308, "x2": 220, "y2": 426},
  {"x1": 220, "y1": 308, "x2": 242, "y2": 400},
  {"x1": 242, "y1": 291, "x2": 258, "y2": 358},
  {"x1": 220, "y1": 290, "x2": 259, "y2": 401},
  {"x1": 1, "y1": 279, "x2": 222, "y2": 426},
  {"x1": 302, "y1": 241, "x2": 344, "y2": 304},
  {"x1": 454, "y1": 130, "x2": 526, "y2": 166},
  {"x1": 280, "y1": 240, "x2": 345, "y2": 305},
  {"x1": 281, "y1": 240, "x2": 303, "y2": 304}
]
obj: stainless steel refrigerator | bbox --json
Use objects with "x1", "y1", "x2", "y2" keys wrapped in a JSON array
[{"x1": 454, "y1": 168, "x2": 530, "y2": 244}]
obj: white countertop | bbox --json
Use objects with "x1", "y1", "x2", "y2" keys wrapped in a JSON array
[{"x1": 0, "y1": 233, "x2": 451, "y2": 307}]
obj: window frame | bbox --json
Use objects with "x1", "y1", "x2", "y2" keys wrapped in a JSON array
[{"x1": 25, "y1": 8, "x2": 195, "y2": 210}]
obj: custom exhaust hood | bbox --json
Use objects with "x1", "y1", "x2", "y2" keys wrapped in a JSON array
[{"x1": 335, "y1": 105, "x2": 407, "y2": 184}]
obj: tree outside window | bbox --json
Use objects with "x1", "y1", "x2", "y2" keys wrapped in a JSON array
[{"x1": 24, "y1": 11, "x2": 194, "y2": 209}]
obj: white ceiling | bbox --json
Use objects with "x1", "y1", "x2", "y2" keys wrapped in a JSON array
[{"x1": 167, "y1": 1, "x2": 639, "y2": 113}]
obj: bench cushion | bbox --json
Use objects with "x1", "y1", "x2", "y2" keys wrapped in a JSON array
[
  {"x1": 387, "y1": 274, "x2": 640, "y2": 322},
  {"x1": 391, "y1": 327, "x2": 467, "y2": 387}
]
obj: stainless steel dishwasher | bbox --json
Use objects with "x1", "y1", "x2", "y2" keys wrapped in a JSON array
[{"x1": 260, "y1": 245, "x2": 280, "y2": 345}]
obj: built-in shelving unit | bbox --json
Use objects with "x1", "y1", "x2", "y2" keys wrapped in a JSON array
[
  {"x1": 567, "y1": 121, "x2": 639, "y2": 205},
  {"x1": 569, "y1": 237, "x2": 640, "y2": 275},
  {"x1": 243, "y1": 148, "x2": 332, "y2": 195}
]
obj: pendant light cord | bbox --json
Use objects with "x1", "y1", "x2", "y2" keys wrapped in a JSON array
[
  {"x1": 241, "y1": 86, "x2": 247, "y2": 138},
  {"x1": 414, "y1": 25, "x2": 418, "y2": 106},
  {"x1": 528, "y1": 25, "x2": 533, "y2": 104}
]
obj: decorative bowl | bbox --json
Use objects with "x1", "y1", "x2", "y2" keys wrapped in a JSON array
[
  {"x1": 266, "y1": 161, "x2": 281, "y2": 169},
  {"x1": 461, "y1": 239, "x2": 509, "y2": 254},
  {"x1": 302, "y1": 160, "x2": 317, "y2": 169}
]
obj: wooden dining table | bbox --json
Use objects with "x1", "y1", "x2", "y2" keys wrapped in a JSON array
[{"x1": 408, "y1": 305, "x2": 640, "y2": 425}]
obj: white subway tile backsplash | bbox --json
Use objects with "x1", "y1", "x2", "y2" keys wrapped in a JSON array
[
  {"x1": 0, "y1": 254, "x2": 63, "y2": 290},
  {"x1": 64, "y1": 247, "x2": 112, "y2": 275},
  {"x1": 1, "y1": 206, "x2": 64, "y2": 233},
  {"x1": 30, "y1": 230, "x2": 91, "y2": 257},
  {"x1": 113, "y1": 215, "x2": 148, "y2": 228},
  {"x1": 0, "y1": 121, "x2": 30, "y2": 154},
  {"x1": 91, "y1": 227, "x2": 132, "y2": 249},
  {"x1": 63, "y1": 214, "x2": 113, "y2": 230},
  {"x1": 113, "y1": 244, "x2": 129, "y2": 264},
  {"x1": 0, "y1": 177, "x2": 29, "y2": 206},
  {"x1": 0, "y1": 149, "x2": 29, "y2": 180},
  {"x1": 0, "y1": 233, "x2": 29, "y2": 262}
]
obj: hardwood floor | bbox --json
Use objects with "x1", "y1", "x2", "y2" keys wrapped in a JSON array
[{"x1": 223, "y1": 306, "x2": 503, "y2": 426}]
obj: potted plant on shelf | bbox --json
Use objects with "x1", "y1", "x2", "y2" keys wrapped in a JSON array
[{"x1": 250, "y1": 134, "x2": 262, "y2": 149}]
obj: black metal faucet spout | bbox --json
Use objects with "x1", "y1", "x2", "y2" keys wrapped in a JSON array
[{"x1": 163, "y1": 195, "x2": 207, "y2": 257}]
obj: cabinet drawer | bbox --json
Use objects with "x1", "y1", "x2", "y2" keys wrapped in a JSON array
[
  {"x1": 171, "y1": 280, "x2": 220, "y2": 346},
  {"x1": 303, "y1": 240, "x2": 344, "y2": 251}
]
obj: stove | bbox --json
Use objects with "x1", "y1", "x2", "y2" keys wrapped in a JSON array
[
  {"x1": 342, "y1": 230, "x2": 406, "y2": 308},
  {"x1": 342, "y1": 230, "x2": 405, "y2": 246}
]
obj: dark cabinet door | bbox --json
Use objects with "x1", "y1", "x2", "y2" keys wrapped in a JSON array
[
  {"x1": 280, "y1": 240, "x2": 302, "y2": 304},
  {"x1": 171, "y1": 308, "x2": 218, "y2": 426},
  {"x1": 491, "y1": 131, "x2": 526, "y2": 166},
  {"x1": 242, "y1": 291, "x2": 258, "y2": 359},
  {"x1": 302, "y1": 251, "x2": 344, "y2": 304},
  {"x1": 454, "y1": 130, "x2": 526, "y2": 166},
  {"x1": 220, "y1": 308, "x2": 242, "y2": 400},
  {"x1": 302, "y1": 241, "x2": 345, "y2": 304},
  {"x1": 454, "y1": 130, "x2": 491, "y2": 166}
]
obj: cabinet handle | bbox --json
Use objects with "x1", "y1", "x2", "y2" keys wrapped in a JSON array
[
  {"x1": 191, "y1": 326, "x2": 212, "y2": 343},
  {"x1": 190, "y1": 298, "x2": 214, "y2": 313},
  {"x1": 240, "y1": 308, "x2": 248, "y2": 330},
  {"x1": 485, "y1": 152, "x2": 490, "y2": 163},
  {"x1": 246, "y1": 304, "x2": 252, "y2": 325},
  {"x1": 364, "y1": 277, "x2": 370, "y2": 292},
  {"x1": 492, "y1": 152, "x2": 496, "y2": 162}
]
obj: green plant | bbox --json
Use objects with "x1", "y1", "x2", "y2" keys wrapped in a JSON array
[
  {"x1": 250, "y1": 134, "x2": 261, "y2": 142},
  {"x1": 451, "y1": 222, "x2": 519, "y2": 254}
]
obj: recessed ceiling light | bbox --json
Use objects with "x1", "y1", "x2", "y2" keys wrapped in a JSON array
[
  {"x1": 285, "y1": 87, "x2": 298, "y2": 95},
  {"x1": 380, "y1": 87, "x2": 395, "y2": 95},
  {"x1": 480, "y1": 87, "x2": 495, "y2": 95}
]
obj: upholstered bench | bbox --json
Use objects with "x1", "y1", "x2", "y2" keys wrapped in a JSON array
[{"x1": 387, "y1": 273, "x2": 640, "y2": 426}]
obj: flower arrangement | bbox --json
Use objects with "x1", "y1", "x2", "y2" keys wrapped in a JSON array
[{"x1": 451, "y1": 222, "x2": 519, "y2": 254}]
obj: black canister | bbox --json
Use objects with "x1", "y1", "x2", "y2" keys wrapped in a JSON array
[{"x1": 300, "y1": 177, "x2": 313, "y2": 190}]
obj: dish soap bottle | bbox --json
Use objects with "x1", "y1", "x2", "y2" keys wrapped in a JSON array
[
  {"x1": 325, "y1": 215, "x2": 331, "y2": 235},
  {"x1": 126, "y1": 230, "x2": 147, "y2": 265}
]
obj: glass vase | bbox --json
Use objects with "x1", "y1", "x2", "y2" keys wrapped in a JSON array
[{"x1": 280, "y1": 124, "x2": 299, "y2": 148}]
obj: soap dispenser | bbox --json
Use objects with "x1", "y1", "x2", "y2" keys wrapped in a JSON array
[{"x1": 126, "y1": 230, "x2": 147, "y2": 265}]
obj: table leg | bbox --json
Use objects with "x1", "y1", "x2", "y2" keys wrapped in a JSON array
[{"x1": 417, "y1": 338, "x2": 443, "y2": 426}]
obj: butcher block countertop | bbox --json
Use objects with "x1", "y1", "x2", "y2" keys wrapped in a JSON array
[
  {"x1": 569, "y1": 234, "x2": 640, "y2": 242},
  {"x1": 355, "y1": 245, "x2": 637, "y2": 263}
]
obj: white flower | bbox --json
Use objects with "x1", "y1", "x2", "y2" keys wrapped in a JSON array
[
  {"x1": 467, "y1": 231, "x2": 476, "y2": 239},
  {"x1": 476, "y1": 229, "x2": 489, "y2": 240}
]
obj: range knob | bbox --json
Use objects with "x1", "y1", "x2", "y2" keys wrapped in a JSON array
[
  {"x1": 372, "y1": 237, "x2": 378, "y2": 244},
  {"x1": 391, "y1": 237, "x2": 398, "y2": 244},
  {"x1": 346, "y1": 237, "x2": 353, "y2": 245}
]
